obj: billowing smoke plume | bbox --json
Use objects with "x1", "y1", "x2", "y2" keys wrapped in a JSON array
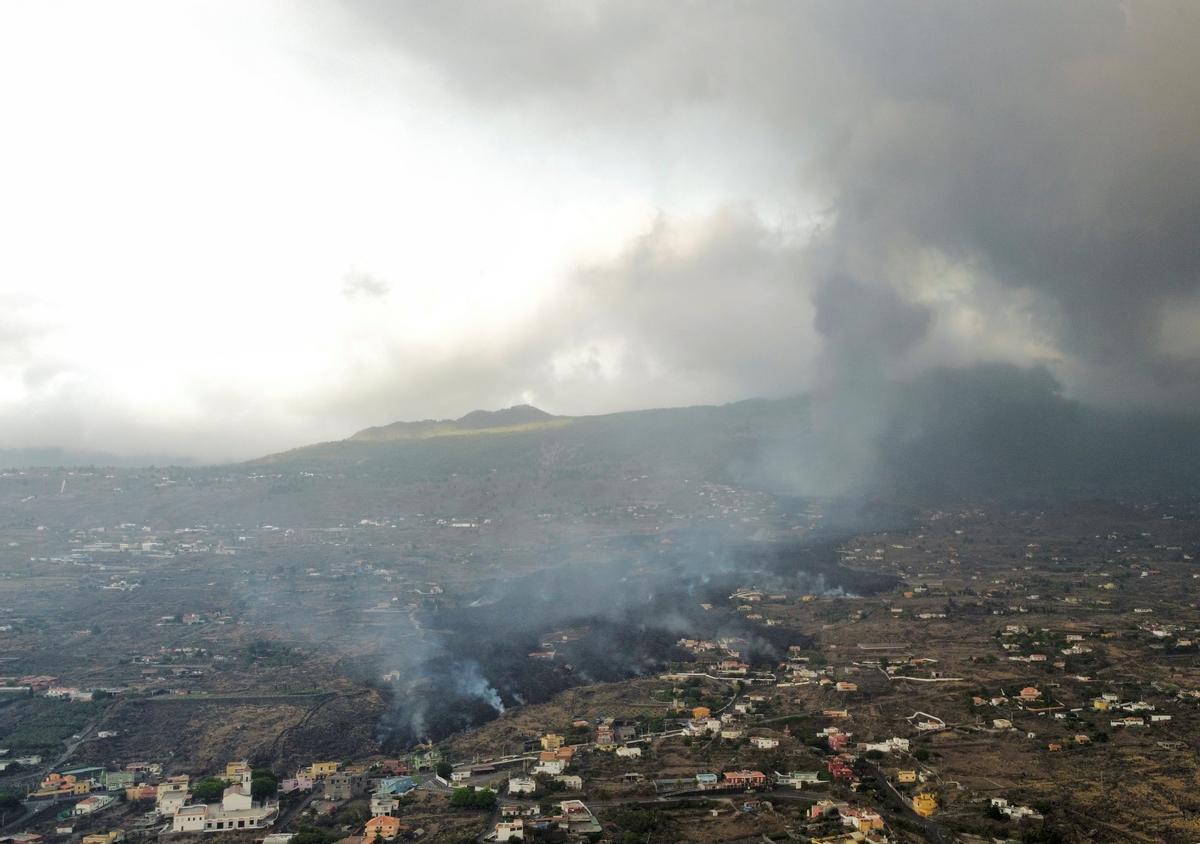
[{"x1": 314, "y1": 0, "x2": 1200, "y2": 452}]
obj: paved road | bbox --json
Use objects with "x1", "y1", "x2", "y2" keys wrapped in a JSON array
[{"x1": 858, "y1": 761, "x2": 956, "y2": 844}]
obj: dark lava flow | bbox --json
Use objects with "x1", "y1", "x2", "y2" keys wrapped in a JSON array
[{"x1": 372, "y1": 532, "x2": 898, "y2": 749}]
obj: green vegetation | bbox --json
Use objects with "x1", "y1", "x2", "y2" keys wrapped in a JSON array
[
  {"x1": 0, "y1": 700, "x2": 103, "y2": 752},
  {"x1": 332, "y1": 801, "x2": 370, "y2": 827},
  {"x1": 291, "y1": 827, "x2": 343, "y2": 844},
  {"x1": 192, "y1": 777, "x2": 229, "y2": 802},
  {"x1": 449, "y1": 787, "x2": 496, "y2": 810},
  {"x1": 251, "y1": 771, "x2": 278, "y2": 800},
  {"x1": 244, "y1": 639, "x2": 302, "y2": 666},
  {"x1": 604, "y1": 807, "x2": 673, "y2": 844}
]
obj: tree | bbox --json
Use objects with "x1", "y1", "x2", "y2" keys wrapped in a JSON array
[
  {"x1": 251, "y1": 776, "x2": 278, "y2": 800},
  {"x1": 435, "y1": 761, "x2": 453, "y2": 780},
  {"x1": 192, "y1": 778, "x2": 228, "y2": 802},
  {"x1": 449, "y1": 788, "x2": 496, "y2": 810}
]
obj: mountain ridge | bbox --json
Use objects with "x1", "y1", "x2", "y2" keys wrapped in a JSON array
[{"x1": 349, "y1": 404, "x2": 564, "y2": 443}]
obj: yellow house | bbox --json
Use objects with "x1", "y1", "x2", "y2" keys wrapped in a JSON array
[
  {"x1": 539, "y1": 734, "x2": 564, "y2": 751},
  {"x1": 913, "y1": 792, "x2": 938, "y2": 817},
  {"x1": 226, "y1": 761, "x2": 250, "y2": 780},
  {"x1": 1092, "y1": 697, "x2": 1110, "y2": 711},
  {"x1": 82, "y1": 831, "x2": 124, "y2": 844},
  {"x1": 308, "y1": 761, "x2": 339, "y2": 779},
  {"x1": 897, "y1": 770, "x2": 918, "y2": 784}
]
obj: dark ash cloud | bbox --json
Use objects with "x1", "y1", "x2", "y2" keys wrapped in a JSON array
[{"x1": 321, "y1": 0, "x2": 1200, "y2": 412}]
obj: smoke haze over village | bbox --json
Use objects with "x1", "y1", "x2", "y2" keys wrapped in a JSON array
[{"x1": 5, "y1": 7, "x2": 1200, "y2": 842}]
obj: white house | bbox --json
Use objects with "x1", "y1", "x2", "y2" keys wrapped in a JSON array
[
  {"x1": 495, "y1": 819, "x2": 524, "y2": 842},
  {"x1": 507, "y1": 777, "x2": 536, "y2": 795},
  {"x1": 171, "y1": 774, "x2": 277, "y2": 833},
  {"x1": 615, "y1": 746, "x2": 642, "y2": 759},
  {"x1": 532, "y1": 759, "x2": 564, "y2": 776},
  {"x1": 173, "y1": 806, "x2": 208, "y2": 832},
  {"x1": 74, "y1": 795, "x2": 115, "y2": 815},
  {"x1": 370, "y1": 793, "x2": 398, "y2": 816},
  {"x1": 750, "y1": 737, "x2": 779, "y2": 750}
]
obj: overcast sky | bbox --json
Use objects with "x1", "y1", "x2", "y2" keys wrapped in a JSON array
[{"x1": 1, "y1": 1, "x2": 1198, "y2": 461}]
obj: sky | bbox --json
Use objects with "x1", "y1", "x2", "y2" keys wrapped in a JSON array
[{"x1": 1, "y1": 1, "x2": 1199, "y2": 462}]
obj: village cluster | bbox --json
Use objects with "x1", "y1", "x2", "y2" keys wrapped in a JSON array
[{"x1": 1, "y1": 468, "x2": 1199, "y2": 842}]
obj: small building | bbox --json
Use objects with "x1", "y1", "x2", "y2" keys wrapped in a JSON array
[
  {"x1": 912, "y1": 792, "x2": 937, "y2": 817},
  {"x1": 308, "y1": 762, "x2": 338, "y2": 779},
  {"x1": 897, "y1": 770, "x2": 918, "y2": 784},
  {"x1": 125, "y1": 785, "x2": 156, "y2": 803},
  {"x1": 1018, "y1": 687, "x2": 1042, "y2": 702},
  {"x1": 279, "y1": 774, "x2": 313, "y2": 794},
  {"x1": 532, "y1": 759, "x2": 564, "y2": 776},
  {"x1": 722, "y1": 770, "x2": 767, "y2": 789},
  {"x1": 74, "y1": 795, "x2": 115, "y2": 815},
  {"x1": 81, "y1": 831, "x2": 124, "y2": 844},
  {"x1": 507, "y1": 777, "x2": 536, "y2": 795},
  {"x1": 324, "y1": 772, "x2": 357, "y2": 801},
  {"x1": 495, "y1": 820, "x2": 524, "y2": 842},
  {"x1": 369, "y1": 792, "x2": 398, "y2": 817},
  {"x1": 363, "y1": 816, "x2": 404, "y2": 841},
  {"x1": 171, "y1": 783, "x2": 277, "y2": 833},
  {"x1": 775, "y1": 771, "x2": 821, "y2": 788},
  {"x1": 102, "y1": 771, "x2": 134, "y2": 791},
  {"x1": 376, "y1": 777, "x2": 415, "y2": 796},
  {"x1": 172, "y1": 806, "x2": 208, "y2": 833}
]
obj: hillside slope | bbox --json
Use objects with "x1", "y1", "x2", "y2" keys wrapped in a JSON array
[
  {"x1": 253, "y1": 365, "x2": 1200, "y2": 503},
  {"x1": 348, "y1": 404, "x2": 564, "y2": 443}
]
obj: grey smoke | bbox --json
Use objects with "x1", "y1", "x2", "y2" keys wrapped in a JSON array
[
  {"x1": 6, "y1": 3, "x2": 1200, "y2": 459},
  {"x1": 452, "y1": 660, "x2": 505, "y2": 714},
  {"x1": 318, "y1": 0, "x2": 1200, "y2": 416}
]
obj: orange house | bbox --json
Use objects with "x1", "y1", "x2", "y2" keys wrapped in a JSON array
[{"x1": 364, "y1": 817, "x2": 404, "y2": 841}]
